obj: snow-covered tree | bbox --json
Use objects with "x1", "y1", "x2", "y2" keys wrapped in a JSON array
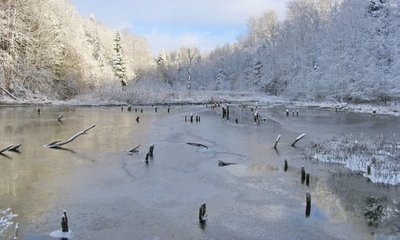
[{"x1": 112, "y1": 30, "x2": 127, "y2": 89}]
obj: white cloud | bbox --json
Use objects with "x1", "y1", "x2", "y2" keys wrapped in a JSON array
[{"x1": 72, "y1": 0, "x2": 288, "y2": 54}]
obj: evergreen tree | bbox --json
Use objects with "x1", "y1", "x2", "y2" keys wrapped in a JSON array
[{"x1": 112, "y1": 30, "x2": 127, "y2": 88}]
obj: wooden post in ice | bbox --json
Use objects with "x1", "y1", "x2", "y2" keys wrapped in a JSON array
[
  {"x1": 273, "y1": 135, "x2": 281, "y2": 149},
  {"x1": 367, "y1": 165, "x2": 371, "y2": 175},
  {"x1": 291, "y1": 133, "x2": 306, "y2": 147},
  {"x1": 226, "y1": 104, "x2": 230, "y2": 120},
  {"x1": 284, "y1": 159, "x2": 288, "y2": 172},
  {"x1": 292, "y1": 110, "x2": 295, "y2": 117},
  {"x1": 222, "y1": 107, "x2": 226, "y2": 119},
  {"x1": 296, "y1": 110, "x2": 299, "y2": 117},
  {"x1": 305, "y1": 192, "x2": 311, "y2": 218},
  {"x1": 61, "y1": 211, "x2": 69, "y2": 232},
  {"x1": 254, "y1": 111, "x2": 259, "y2": 123},
  {"x1": 149, "y1": 145, "x2": 154, "y2": 157},
  {"x1": 306, "y1": 173, "x2": 310, "y2": 187},
  {"x1": 14, "y1": 223, "x2": 18, "y2": 240},
  {"x1": 136, "y1": 116, "x2": 140, "y2": 123},
  {"x1": 37, "y1": 108, "x2": 41, "y2": 115},
  {"x1": 128, "y1": 105, "x2": 132, "y2": 112},
  {"x1": 155, "y1": 107, "x2": 158, "y2": 112},
  {"x1": 190, "y1": 114, "x2": 194, "y2": 123},
  {"x1": 199, "y1": 203, "x2": 207, "y2": 222},
  {"x1": 286, "y1": 109, "x2": 289, "y2": 117},
  {"x1": 168, "y1": 106, "x2": 170, "y2": 113},
  {"x1": 301, "y1": 167, "x2": 306, "y2": 184}
]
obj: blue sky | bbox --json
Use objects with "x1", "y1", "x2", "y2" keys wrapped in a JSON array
[{"x1": 71, "y1": 0, "x2": 288, "y2": 55}]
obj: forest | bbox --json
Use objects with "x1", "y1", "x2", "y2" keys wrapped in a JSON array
[{"x1": 0, "y1": 0, "x2": 399, "y2": 103}]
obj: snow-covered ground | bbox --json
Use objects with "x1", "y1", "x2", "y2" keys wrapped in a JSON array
[{"x1": 307, "y1": 134, "x2": 400, "y2": 185}]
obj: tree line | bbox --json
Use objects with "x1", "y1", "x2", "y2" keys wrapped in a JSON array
[{"x1": 1, "y1": 0, "x2": 399, "y2": 103}]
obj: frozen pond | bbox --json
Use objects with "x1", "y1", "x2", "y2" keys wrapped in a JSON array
[{"x1": 0, "y1": 104, "x2": 399, "y2": 240}]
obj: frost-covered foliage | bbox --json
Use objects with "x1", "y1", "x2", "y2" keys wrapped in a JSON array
[
  {"x1": 0, "y1": 0, "x2": 152, "y2": 100},
  {"x1": 0, "y1": 208, "x2": 17, "y2": 236},
  {"x1": 307, "y1": 134, "x2": 400, "y2": 185}
]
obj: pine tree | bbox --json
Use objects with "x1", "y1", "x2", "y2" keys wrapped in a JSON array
[{"x1": 113, "y1": 30, "x2": 127, "y2": 89}]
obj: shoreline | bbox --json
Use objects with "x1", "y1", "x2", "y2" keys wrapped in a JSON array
[{"x1": 1, "y1": 91, "x2": 398, "y2": 117}]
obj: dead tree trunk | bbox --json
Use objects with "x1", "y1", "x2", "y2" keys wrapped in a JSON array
[{"x1": 45, "y1": 125, "x2": 96, "y2": 148}]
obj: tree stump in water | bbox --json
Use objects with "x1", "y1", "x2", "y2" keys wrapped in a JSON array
[
  {"x1": 305, "y1": 192, "x2": 311, "y2": 218},
  {"x1": 149, "y1": 145, "x2": 154, "y2": 157},
  {"x1": 284, "y1": 160, "x2": 288, "y2": 172},
  {"x1": 61, "y1": 216, "x2": 69, "y2": 232},
  {"x1": 199, "y1": 203, "x2": 207, "y2": 222},
  {"x1": 301, "y1": 167, "x2": 306, "y2": 184}
]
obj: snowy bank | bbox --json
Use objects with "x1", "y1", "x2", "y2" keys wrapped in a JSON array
[{"x1": 307, "y1": 134, "x2": 400, "y2": 185}]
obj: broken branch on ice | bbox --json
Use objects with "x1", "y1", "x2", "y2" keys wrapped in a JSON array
[
  {"x1": 0, "y1": 145, "x2": 13, "y2": 153},
  {"x1": 273, "y1": 135, "x2": 281, "y2": 149},
  {"x1": 218, "y1": 160, "x2": 236, "y2": 167},
  {"x1": 291, "y1": 133, "x2": 306, "y2": 147},
  {"x1": 45, "y1": 125, "x2": 96, "y2": 148},
  {"x1": 129, "y1": 145, "x2": 140, "y2": 153},
  {"x1": 186, "y1": 142, "x2": 208, "y2": 149}
]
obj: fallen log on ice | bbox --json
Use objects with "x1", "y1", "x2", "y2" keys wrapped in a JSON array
[
  {"x1": 186, "y1": 142, "x2": 208, "y2": 149},
  {"x1": 0, "y1": 86, "x2": 22, "y2": 102},
  {"x1": 291, "y1": 133, "x2": 306, "y2": 147},
  {"x1": 45, "y1": 125, "x2": 96, "y2": 148},
  {"x1": 8, "y1": 144, "x2": 21, "y2": 152}
]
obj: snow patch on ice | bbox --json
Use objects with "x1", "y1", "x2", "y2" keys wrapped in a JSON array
[
  {"x1": 0, "y1": 208, "x2": 17, "y2": 235},
  {"x1": 50, "y1": 229, "x2": 73, "y2": 238}
]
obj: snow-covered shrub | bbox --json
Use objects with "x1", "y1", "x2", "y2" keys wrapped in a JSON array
[{"x1": 307, "y1": 134, "x2": 400, "y2": 185}]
